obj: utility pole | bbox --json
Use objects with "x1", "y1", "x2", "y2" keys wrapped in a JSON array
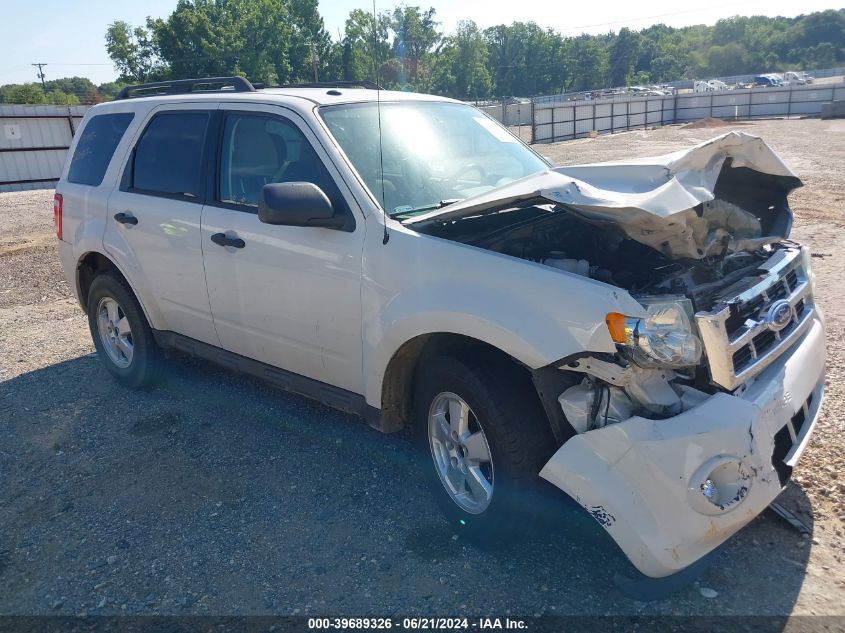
[
  {"x1": 32, "y1": 63, "x2": 47, "y2": 89},
  {"x1": 310, "y1": 42, "x2": 319, "y2": 82}
]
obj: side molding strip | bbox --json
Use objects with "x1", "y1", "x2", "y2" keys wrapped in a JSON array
[{"x1": 152, "y1": 330, "x2": 381, "y2": 429}]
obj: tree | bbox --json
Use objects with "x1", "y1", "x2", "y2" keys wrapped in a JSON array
[
  {"x1": 565, "y1": 36, "x2": 608, "y2": 92},
  {"x1": 105, "y1": 20, "x2": 163, "y2": 82},
  {"x1": 97, "y1": 81, "x2": 130, "y2": 100},
  {"x1": 705, "y1": 42, "x2": 750, "y2": 76},
  {"x1": 93, "y1": 5, "x2": 845, "y2": 102},
  {"x1": 45, "y1": 90, "x2": 81, "y2": 105},
  {"x1": 342, "y1": 8, "x2": 391, "y2": 82},
  {"x1": 286, "y1": 0, "x2": 338, "y2": 82},
  {"x1": 2, "y1": 84, "x2": 46, "y2": 104},
  {"x1": 608, "y1": 28, "x2": 640, "y2": 87},
  {"x1": 150, "y1": 0, "x2": 291, "y2": 84},
  {"x1": 390, "y1": 6, "x2": 441, "y2": 87},
  {"x1": 451, "y1": 21, "x2": 492, "y2": 100},
  {"x1": 105, "y1": 0, "x2": 337, "y2": 86}
]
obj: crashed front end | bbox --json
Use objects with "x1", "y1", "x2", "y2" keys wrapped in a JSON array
[
  {"x1": 541, "y1": 244, "x2": 825, "y2": 577},
  {"x1": 408, "y1": 131, "x2": 826, "y2": 578}
]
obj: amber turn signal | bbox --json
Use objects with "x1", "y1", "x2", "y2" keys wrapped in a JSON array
[{"x1": 605, "y1": 312, "x2": 628, "y2": 344}]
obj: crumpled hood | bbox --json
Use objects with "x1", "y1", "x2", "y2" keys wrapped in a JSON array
[{"x1": 406, "y1": 131, "x2": 803, "y2": 259}]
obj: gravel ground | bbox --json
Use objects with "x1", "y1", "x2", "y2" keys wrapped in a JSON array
[{"x1": 1, "y1": 118, "x2": 844, "y2": 618}]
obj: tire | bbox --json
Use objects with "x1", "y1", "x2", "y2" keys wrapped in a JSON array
[
  {"x1": 413, "y1": 352, "x2": 556, "y2": 540},
  {"x1": 86, "y1": 273, "x2": 163, "y2": 388}
]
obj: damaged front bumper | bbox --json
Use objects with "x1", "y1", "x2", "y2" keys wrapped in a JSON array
[{"x1": 540, "y1": 315, "x2": 825, "y2": 578}]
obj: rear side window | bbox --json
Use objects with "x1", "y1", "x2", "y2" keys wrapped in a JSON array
[
  {"x1": 67, "y1": 113, "x2": 134, "y2": 186},
  {"x1": 131, "y1": 112, "x2": 209, "y2": 198}
]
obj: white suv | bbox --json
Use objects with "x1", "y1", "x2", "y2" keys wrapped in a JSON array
[{"x1": 55, "y1": 77, "x2": 825, "y2": 581}]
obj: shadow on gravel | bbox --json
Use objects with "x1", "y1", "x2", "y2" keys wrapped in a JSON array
[{"x1": 0, "y1": 352, "x2": 813, "y2": 618}]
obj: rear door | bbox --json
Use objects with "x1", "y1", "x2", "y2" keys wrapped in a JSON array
[
  {"x1": 200, "y1": 104, "x2": 365, "y2": 393},
  {"x1": 104, "y1": 103, "x2": 220, "y2": 346}
]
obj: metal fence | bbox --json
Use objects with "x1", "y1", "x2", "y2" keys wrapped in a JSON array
[
  {"x1": 476, "y1": 101, "x2": 533, "y2": 126},
  {"x1": 0, "y1": 104, "x2": 89, "y2": 192},
  {"x1": 528, "y1": 65, "x2": 845, "y2": 105},
  {"x1": 532, "y1": 82, "x2": 845, "y2": 144},
  {"x1": 1, "y1": 81, "x2": 843, "y2": 192}
]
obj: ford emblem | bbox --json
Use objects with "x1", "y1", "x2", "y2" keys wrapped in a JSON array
[{"x1": 765, "y1": 300, "x2": 793, "y2": 332}]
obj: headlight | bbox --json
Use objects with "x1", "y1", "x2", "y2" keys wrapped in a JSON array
[{"x1": 606, "y1": 299, "x2": 703, "y2": 368}]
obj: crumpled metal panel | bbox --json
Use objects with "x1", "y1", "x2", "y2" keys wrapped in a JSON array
[{"x1": 406, "y1": 131, "x2": 801, "y2": 259}]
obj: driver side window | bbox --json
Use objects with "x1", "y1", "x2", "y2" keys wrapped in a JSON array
[{"x1": 218, "y1": 113, "x2": 340, "y2": 208}]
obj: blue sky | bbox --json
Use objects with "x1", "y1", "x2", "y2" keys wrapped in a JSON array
[{"x1": 1, "y1": 0, "x2": 842, "y2": 86}]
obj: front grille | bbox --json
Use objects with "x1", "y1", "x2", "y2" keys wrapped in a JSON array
[
  {"x1": 723, "y1": 269, "x2": 796, "y2": 334},
  {"x1": 696, "y1": 248, "x2": 815, "y2": 391}
]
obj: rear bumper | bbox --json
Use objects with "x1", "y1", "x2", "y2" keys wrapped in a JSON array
[{"x1": 540, "y1": 315, "x2": 825, "y2": 578}]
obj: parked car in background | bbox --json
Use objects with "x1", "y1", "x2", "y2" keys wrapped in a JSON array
[
  {"x1": 754, "y1": 74, "x2": 785, "y2": 87},
  {"x1": 694, "y1": 79, "x2": 729, "y2": 92},
  {"x1": 784, "y1": 71, "x2": 814, "y2": 85},
  {"x1": 54, "y1": 76, "x2": 825, "y2": 582}
]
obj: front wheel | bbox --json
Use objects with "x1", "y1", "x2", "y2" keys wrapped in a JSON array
[{"x1": 414, "y1": 354, "x2": 555, "y2": 539}]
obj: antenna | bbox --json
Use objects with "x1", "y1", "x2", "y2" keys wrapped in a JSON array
[{"x1": 373, "y1": 0, "x2": 389, "y2": 245}]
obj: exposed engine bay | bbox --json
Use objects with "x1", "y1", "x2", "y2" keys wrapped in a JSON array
[
  {"x1": 410, "y1": 132, "x2": 809, "y2": 436},
  {"x1": 418, "y1": 198, "x2": 788, "y2": 313}
]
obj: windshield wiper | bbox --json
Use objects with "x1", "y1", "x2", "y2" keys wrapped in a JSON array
[{"x1": 390, "y1": 199, "x2": 462, "y2": 218}]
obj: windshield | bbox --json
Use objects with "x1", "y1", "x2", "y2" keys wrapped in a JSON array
[{"x1": 320, "y1": 101, "x2": 548, "y2": 216}]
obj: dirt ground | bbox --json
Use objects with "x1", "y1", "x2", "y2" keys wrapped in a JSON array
[{"x1": 1, "y1": 117, "x2": 844, "y2": 619}]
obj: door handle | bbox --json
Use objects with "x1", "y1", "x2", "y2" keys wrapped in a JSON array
[
  {"x1": 210, "y1": 232, "x2": 245, "y2": 249},
  {"x1": 113, "y1": 212, "x2": 138, "y2": 225}
]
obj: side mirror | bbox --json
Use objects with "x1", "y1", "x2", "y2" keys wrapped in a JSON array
[{"x1": 258, "y1": 182, "x2": 347, "y2": 230}]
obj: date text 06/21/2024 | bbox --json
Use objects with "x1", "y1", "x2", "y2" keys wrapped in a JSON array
[{"x1": 307, "y1": 617, "x2": 528, "y2": 629}]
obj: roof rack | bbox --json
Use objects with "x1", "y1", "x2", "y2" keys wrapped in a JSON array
[
  {"x1": 276, "y1": 80, "x2": 383, "y2": 90},
  {"x1": 116, "y1": 77, "x2": 256, "y2": 100}
]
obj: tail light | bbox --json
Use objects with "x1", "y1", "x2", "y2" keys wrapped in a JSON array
[{"x1": 53, "y1": 193, "x2": 63, "y2": 240}]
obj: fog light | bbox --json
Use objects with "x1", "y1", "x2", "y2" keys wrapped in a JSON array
[
  {"x1": 701, "y1": 478, "x2": 718, "y2": 504},
  {"x1": 687, "y1": 456, "x2": 753, "y2": 515}
]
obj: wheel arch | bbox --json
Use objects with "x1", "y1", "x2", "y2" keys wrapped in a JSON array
[
  {"x1": 76, "y1": 251, "x2": 159, "y2": 328},
  {"x1": 376, "y1": 332, "x2": 550, "y2": 435}
]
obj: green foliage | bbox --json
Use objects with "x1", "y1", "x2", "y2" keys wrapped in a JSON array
[
  {"x1": 1, "y1": 84, "x2": 47, "y2": 104},
  {"x1": 390, "y1": 6, "x2": 441, "y2": 87},
  {"x1": 565, "y1": 36, "x2": 608, "y2": 92},
  {"x1": 342, "y1": 8, "x2": 391, "y2": 82},
  {"x1": 97, "y1": 3, "x2": 845, "y2": 99},
  {"x1": 105, "y1": 20, "x2": 165, "y2": 82},
  {"x1": 104, "y1": 0, "x2": 336, "y2": 86},
  {"x1": 609, "y1": 28, "x2": 640, "y2": 87},
  {"x1": 8, "y1": 4, "x2": 844, "y2": 106},
  {"x1": 446, "y1": 21, "x2": 492, "y2": 100},
  {"x1": 0, "y1": 78, "x2": 115, "y2": 105}
]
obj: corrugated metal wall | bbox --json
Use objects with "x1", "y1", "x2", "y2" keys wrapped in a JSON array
[
  {"x1": 0, "y1": 104, "x2": 90, "y2": 192},
  {"x1": 533, "y1": 82, "x2": 845, "y2": 143}
]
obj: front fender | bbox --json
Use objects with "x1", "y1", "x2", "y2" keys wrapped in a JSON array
[{"x1": 362, "y1": 218, "x2": 645, "y2": 408}]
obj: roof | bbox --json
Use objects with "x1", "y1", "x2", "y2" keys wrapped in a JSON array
[
  {"x1": 106, "y1": 86, "x2": 455, "y2": 107},
  {"x1": 86, "y1": 86, "x2": 459, "y2": 120}
]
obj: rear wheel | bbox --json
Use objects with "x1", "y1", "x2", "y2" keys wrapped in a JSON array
[
  {"x1": 86, "y1": 273, "x2": 162, "y2": 388},
  {"x1": 414, "y1": 353, "x2": 555, "y2": 539}
]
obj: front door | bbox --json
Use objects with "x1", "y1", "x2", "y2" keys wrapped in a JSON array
[{"x1": 200, "y1": 105, "x2": 365, "y2": 393}]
